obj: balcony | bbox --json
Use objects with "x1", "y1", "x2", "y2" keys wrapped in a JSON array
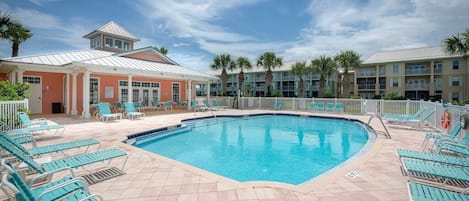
[
  {"x1": 405, "y1": 83, "x2": 429, "y2": 90},
  {"x1": 357, "y1": 71, "x2": 376, "y2": 77},
  {"x1": 434, "y1": 67, "x2": 443, "y2": 74},
  {"x1": 357, "y1": 84, "x2": 376, "y2": 90},
  {"x1": 405, "y1": 68, "x2": 430, "y2": 75},
  {"x1": 282, "y1": 86, "x2": 295, "y2": 91}
]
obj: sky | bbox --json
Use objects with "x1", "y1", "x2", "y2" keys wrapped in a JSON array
[{"x1": 0, "y1": 0, "x2": 468, "y2": 72}]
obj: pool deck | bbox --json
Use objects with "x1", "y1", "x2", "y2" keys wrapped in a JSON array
[{"x1": 3, "y1": 109, "x2": 431, "y2": 200}]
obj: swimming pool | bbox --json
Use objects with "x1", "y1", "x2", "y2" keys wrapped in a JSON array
[{"x1": 131, "y1": 114, "x2": 374, "y2": 185}]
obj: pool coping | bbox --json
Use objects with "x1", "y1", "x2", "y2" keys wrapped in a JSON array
[{"x1": 121, "y1": 112, "x2": 385, "y2": 194}]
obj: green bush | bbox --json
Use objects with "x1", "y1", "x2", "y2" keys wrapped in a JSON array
[
  {"x1": 0, "y1": 81, "x2": 30, "y2": 101},
  {"x1": 349, "y1": 94, "x2": 361, "y2": 99},
  {"x1": 323, "y1": 91, "x2": 335, "y2": 98}
]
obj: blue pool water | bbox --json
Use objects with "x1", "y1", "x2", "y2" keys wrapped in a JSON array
[{"x1": 133, "y1": 114, "x2": 373, "y2": 185}]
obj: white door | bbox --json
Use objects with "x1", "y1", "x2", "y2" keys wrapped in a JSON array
[{"x1": 24, "y1": 76, "x2": 42, "y2": 114}]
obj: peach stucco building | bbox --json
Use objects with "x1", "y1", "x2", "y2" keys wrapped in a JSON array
[{"x1": 0, "y1": 21, "x2": 217, "y2": 117}]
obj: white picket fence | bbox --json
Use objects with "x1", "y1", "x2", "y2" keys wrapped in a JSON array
[
  {"x1": 212, "y1": 96, "x2": 469, "y2": 131},
  {"x1": 0, "y1": 99, "x2": 29, "y2": 129}
]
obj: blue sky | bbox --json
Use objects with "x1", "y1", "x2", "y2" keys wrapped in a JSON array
[{"x1": 1, "y1": 0, "x2": 468, "y2": 72}]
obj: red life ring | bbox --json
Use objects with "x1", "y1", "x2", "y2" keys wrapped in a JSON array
[{"x1": 440, "y1": 111, "x2": 451, "y2": 129}]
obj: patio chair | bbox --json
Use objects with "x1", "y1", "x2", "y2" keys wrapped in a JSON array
[
  {"x1": 309, "y1": 102, "x2": 317, "y2": 112},
  {"x1": 401, "y1": 158, "x2": 469, "y2": 188},
  {"x1": 387, "y1": 110, "x2": 435, "y2": 127},
  {"x1": 422, "y1": 124, "x2": 462, "y2": 149},
  {"x1": 316, "y1": 102, "x2": 325, "y2": 111},
  {"x1": 150, "y1": 101, "x2": 161, "y2": 110},
  {"x1": 274, "y1": 102, "x2": 283, "y2": 110},
  {"x1": 97, "y1": 102, "x2": 122, "y2": 122},
  {"x1": 396, "y1": 148, "x2": 469, "y2": 167},
  {"x1": 325, "y1": 103, "x2": 334, "y2": 112},
  {"x1": 191, "y1": 100, "x2": 208, "y2": 112},
  {"x1": 124, "y1": 102, "x2": 145, "y2": 120},
  {"x1": 212, "y1": 100, "x2": 228, "y2": 109},
  {"x1": 0, "y1": 121, "x2": 35, "y2": 145},
  {"x1": 203, "y1": 100, "x2": 216, "y2": 110},
  {"x1": 0, "y1": 133, "x2": 128, "y2": 175},
  {"x1": 407, "y1": 182, "x2": 469, "y2": 201},
  {"x1": 384, "y1": 108, "x2": 427, "y2": 120},
  {"x1": 1, "y1": 161, "x2": 103, "y2": 201},
  {"x1": 335, "y1": 103, "x2": 344, "y2": 112},
  {"x1": 17, "y1": 112, "x2": 65, "y2": 135},
  {"x1": 0, "y1": 133, "x2": 100, "y2": 157},
  {"x1": 163, "y1": 101, "x2": 173, "y2": 111}
]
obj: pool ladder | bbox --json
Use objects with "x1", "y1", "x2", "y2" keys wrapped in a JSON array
[{"x1": 366, "y1": 112, "x2": 391, "y2": 139}]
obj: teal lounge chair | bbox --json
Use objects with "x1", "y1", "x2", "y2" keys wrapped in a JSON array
[
  {"x1": 423, "y1": 124, "x2": 462, "y2": 149},
  {"x1": 17, "y1": 112, "x2": 65, "y2": 135},
  {"x1": 316, "y1": 102, "x2": 325, "y2": 111},
  {"x1": 402, "y1": 158, "x2": 469, "y2": 188},
  {"x1": 387, "y1": 110, "x2": 435, "y2": 127},
  {"x1": 191, "y1": 100, "x2": 207, "y2": 112},
  {"x1": 274, "y1": 102, "x2": 283, "y2": 110},
  {"x1": 0, "y1": 133, "x2": 99, "y2": 156},
  {"x1": 407, "y1": 182, "x2": 469, "y2": 201},
  {"x1": 309, "y1": 102, "x2": 317, "y2": 112},
  {"x1": 203, "y1": 100, "x2": 216, "y2": 110},
  {"x1": 0, "y1": 133, "x2": 128, "y2": 175},
  {"x1": 0, "y1": 121, "x2": 34, "y2": 145},
  {"x1": 124, "y1": 102, "x2": 145, "y2": 120},
  {"x1": 97, "y1": 102, "x2": 122, "y2": 122},
  {"x1": 212, "y1": 100, "x2": 227, "y2": 109},
  {"x1": 396, "y1": 148, "x2": 469, "y2": 167},
  {"x1": 335, "y1": 103, "x2": 344, "y2": 112},
  {"x1": 163, "y1": 101, "x2": 173, "y2": 111},
  {"x1": 384, "y1": 108, "x2": 427, "y2": 120},
  {"x1": 151, "y1": 101, "x2": 161, "y2": 110},
  {"x1": 325, "y1": 103, "x2": 334, "y2": 112},
  {"x1": 1, "y1": 162, "x2": 102, "y2": 201}
]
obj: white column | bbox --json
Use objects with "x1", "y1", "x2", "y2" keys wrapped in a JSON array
[
  {"x1": 206, "y1": 81, "x2": 210, "y2": 100},
  {"x1": 71, "y1": 73, "x2": 78, "y2": 115},
  {"x1": 16, "y1": 70, "x2": 24, "y2": 83},
  {"x1": 127, "y1": 75, "x2": 133, "y2": 103},
  {"x1": 187, "y1": 80, "x2": 192, "y2": 110},
  {"x1": 9, "y1": 71, "x2": 16, "y2": 83},
  {"x1": 65, "y1": 73, "x2": 70, "y2": 114},
  {"x1": 82, "y1": 71, "x2": 91, "y2": 118}
]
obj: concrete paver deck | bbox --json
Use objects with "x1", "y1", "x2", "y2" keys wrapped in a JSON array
[{"x1": 2, "y1": 109, "x2": 431, "y2": 200}]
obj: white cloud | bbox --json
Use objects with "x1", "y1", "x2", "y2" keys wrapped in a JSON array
[
  {"x1": 28, "y1": 0, "x2": 60, "y2": 7},
  {"x1": 168, "y1": 52, "x2": 211, "y2": 72},
  {"x1": 285, "y1": 0, "x2": 469, "y2": 61}
]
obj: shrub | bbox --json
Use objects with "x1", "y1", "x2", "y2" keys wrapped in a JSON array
[{"x1": 0, "y1": 81, "x2": 29, "y2": 101}]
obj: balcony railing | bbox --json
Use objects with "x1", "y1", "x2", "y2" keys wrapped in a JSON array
[
  {"x1": 434, "y1": 67, "x2": 443, "y2": 74},
  {"x1": 357, "y1": 71, "x2": 376, "y2": 77},
  {"x1": 405, "y1": 68, "x2": 430, "y2": 75},
  {"x1": 405, "y1": 83, "x2": 429, "y2": 90},
  {"x1": 357, "y1": 84, "x2": 376, "y2": 90}
]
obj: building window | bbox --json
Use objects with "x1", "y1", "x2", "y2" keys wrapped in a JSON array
[
  {"x1": 172, "y1": 83, "x2": 180, "y2": 102},
  {"x1": 105, "y1": 37, "x2": 113, "y2": 48},
  {"x1": 121, "y1": 88, "x2": 128, "y2": 102},
  {"x1": 114, "y1": 39, "x2": 122, "y2": 49},
  {"x1": 90, "y1": 78, "x2": 99, "y2": 105},
  {"x1": 91, "y1": 37, "x2": 101, "y2": 49},
  {"x1": 391, "y1": 78, "x2": 399, "y2": 87},
  {"x1": 450, "y1": 92, "x2": 460, "y2": 102},
  {"x1": 433, "y1": 62, "x2": 443, "y2": 73},
  {"x1": 23, "y1": 76, "x2": 40, "y2": 84},
  {"x1": 452, "y1": 60, "x2": 459, "y2": 70},
  {"x1": 123, "y1": 41, "x2": 130, "y2": 50},
  {"x1": 450, "y1": 76, "x2": 461, "y2": 86},
  {"x1": 392, "y1": 64, "x2": 399, "y2": 73}
]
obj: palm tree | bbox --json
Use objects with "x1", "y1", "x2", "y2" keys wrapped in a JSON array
[
  {"x1": 6, "y1": 22, "x2": 32, "y2": 57},
  {"x1": 158, "y1": 46, "x2": 168, "y2": 55},
  {"x1": 443, "y1": 28, "x2": 469, "y2": 56},
  {"x1": 290, "y1": 61, "x2": 309, "y2": 98},
  {"x1": 0, "y1": 12, "x2": 12, "y2": 39},
  {"x1": 210, "y1": 54, "x2": 236, "y2": 96},
  {"x1": 311, "y1": 56, "x2": 337, "y2": 98},
  {"x1": 334, "y1": 50, "x2": 360, "y2": 97},
  {"x1": 235, "y1": 56, "x2": 252, "y2": 95},
  {"x1": 256, "y1": 52, "x2": 282, "y2": 96}
]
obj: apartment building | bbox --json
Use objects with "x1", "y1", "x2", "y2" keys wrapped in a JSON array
[
  {"x1": 205, "y1": 62, "x2": 338, "y2": 97},
  {"x1": 356, "y1": 46, "x2": 468, "y2": 102}
]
